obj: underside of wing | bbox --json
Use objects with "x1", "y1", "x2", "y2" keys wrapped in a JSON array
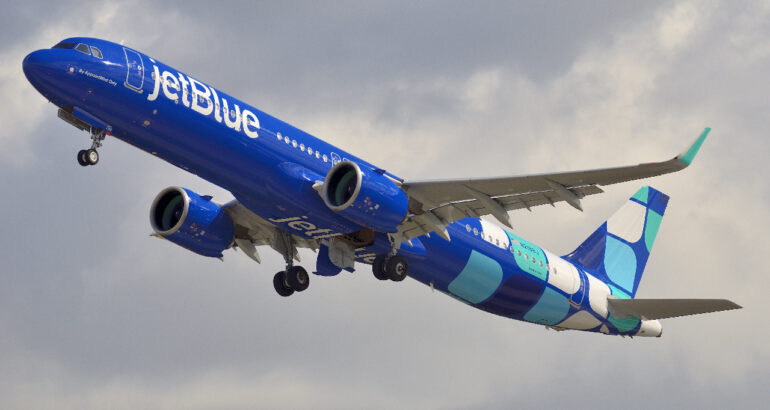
[
  {"x1": 396, "y1": 128, "x2": 710, "y2": 242},
  {"x1": 223, "y1": 201, "x2": 319, "y2": 264},
  {"x1": 607, "y1": 298, "x2": 742, "y2": 320}
]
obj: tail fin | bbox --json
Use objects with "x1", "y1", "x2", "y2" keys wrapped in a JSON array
[{"x1": 564, "y1": 186, "x2": 669, "y2": 298}]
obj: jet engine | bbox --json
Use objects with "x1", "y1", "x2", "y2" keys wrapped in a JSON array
[
  {"x1": 150, "y1": 187, "x2": 234, "y2": 257},
  {"x1": 321, "y1": 161, "x2": 408, "y2": 232}
]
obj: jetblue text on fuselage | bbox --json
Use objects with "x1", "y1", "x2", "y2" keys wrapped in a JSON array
[{"x1": 147, "y1": 64, "x2": 260, "y2": 139}]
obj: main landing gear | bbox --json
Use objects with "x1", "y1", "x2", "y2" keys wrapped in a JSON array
[
  {"x1": 372, "y1": 235, "x2": 410, "y2": 282},
  {"x1": 77, "y1": 127, "x2": 106, "y2": 166},
  {"x1": 270, "y1": 230, "x2": 410, "y2": 296},
  {"x1": 272, "y1": 231, "x2": 310, "y2": 297},
  {"x1": 273, "y1": 266, "x2": 309, "y2": 297},
  {"x1": 372, "y1": 254, "x2": 409, "y2": 282}
]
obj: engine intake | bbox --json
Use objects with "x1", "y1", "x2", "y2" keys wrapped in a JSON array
[
  {"x1": 322, "y1": 161, "x2": 408, "y2": 232},
  {"x1": 325, "y1": 161, "x2": 362, "y2": 210},
  {"x1": 150, "y1": 187, "x2": 234, "y2": 257}
]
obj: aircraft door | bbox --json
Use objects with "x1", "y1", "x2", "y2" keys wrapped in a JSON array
[
  {"x1": 123, "y1": 48, "x2": 144, "y2": 93},
  {"x1": 570, "y1": 269, "x2": 586, "y2": 307}
]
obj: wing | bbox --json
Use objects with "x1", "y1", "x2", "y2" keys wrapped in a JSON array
[
  {"x1": 396, "y1": 128, "x2": 710, "y2": 242},
  {"x1": 607, "y1": 298, "x2": 742, "y2": 320},
  {"x1": 222, "y1": 200, "x2": 319, "y2": 264}
]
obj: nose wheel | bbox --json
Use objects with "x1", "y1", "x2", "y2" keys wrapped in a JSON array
[
  {"x1": 77, "y1": 149, "x2": 99, "y2": 166},
  {"x1": 77, "y1": 128, "x2": 106, "y2": 167}
]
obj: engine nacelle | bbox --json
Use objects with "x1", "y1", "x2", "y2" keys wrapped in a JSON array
[
  {"x1": 322, "y1": 161, "x2": 408, "y2": 232},
  {"x1": 150, "y1": 187, "x2": 234, "y2": 257}
]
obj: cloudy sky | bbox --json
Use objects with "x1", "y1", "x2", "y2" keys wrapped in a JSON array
[{"x1": 1, "y1": 0, "x2": 768, "y2": 408}]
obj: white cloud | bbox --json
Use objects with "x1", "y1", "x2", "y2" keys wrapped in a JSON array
[{"x1": 657, "y1": 1, "x2": 702, "y2": 52}]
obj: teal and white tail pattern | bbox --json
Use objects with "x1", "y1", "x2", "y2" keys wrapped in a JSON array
[{"x1": 565, "y1": 186, "x2": 668, "y2": 298}]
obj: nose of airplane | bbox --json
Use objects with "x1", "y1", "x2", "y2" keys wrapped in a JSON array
[{"x1": 23, "y1": 49, "x2": 55, "y2": 87}]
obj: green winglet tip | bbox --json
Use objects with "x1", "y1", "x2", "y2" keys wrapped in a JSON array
[{"x1": 679, "y1": 127, "x2": 710, "y2": 165}]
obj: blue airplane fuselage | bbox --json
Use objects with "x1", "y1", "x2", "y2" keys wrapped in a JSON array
[{"x1": 23, "y1": 37, "x2": 663, "y2": 337}]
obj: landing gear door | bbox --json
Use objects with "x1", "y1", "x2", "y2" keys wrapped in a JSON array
[{"x1": 123, "y1": 48, "x2": 144, "y2": 93}]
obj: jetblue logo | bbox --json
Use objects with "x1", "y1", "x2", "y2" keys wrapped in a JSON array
[
  {"x1": 147, "y1": 65, "x2": 260, "y2": 139},
  {"x1": 268, "y1": 216, "x2": 341, "y2": 240}
]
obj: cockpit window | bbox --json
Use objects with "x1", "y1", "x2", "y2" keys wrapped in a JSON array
[
  {"x1": 52, "y1": 42, "x2": 76, "y2": 49},
  {"x1": 75, "y1": 43, "x2": 91, "y2": 55},
  {"x1": 90, "y1": 46, "x2": 103, "y2": 59}
]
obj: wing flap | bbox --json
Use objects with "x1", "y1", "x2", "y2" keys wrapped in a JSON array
[{"x1": 607, "y1": 298, "x2": 742, "y2": 320}]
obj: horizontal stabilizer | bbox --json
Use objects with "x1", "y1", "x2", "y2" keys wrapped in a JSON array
[{"x1": 607, "y1": 298, "x2": 741, "y2": 320}]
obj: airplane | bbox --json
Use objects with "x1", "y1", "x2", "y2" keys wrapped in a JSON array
[{"x1": 22, "y1": 37, "x2": 741, "y2": 337}]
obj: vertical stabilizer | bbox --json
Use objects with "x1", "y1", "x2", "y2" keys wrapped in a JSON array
[{"x1": 564, "y1": 186, "x2": 669, "y2": 298}]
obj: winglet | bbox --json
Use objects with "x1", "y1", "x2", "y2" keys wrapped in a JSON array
[{"x1": 677, "y1": 127, "x2": 710, "y2": 166}]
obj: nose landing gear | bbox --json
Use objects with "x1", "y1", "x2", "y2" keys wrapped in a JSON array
[
  {"x1": 77, "y1": 148, "x2": 99, "y2": 166},
  {"x1": 77, "y1": 128, "x2": 106, "y2": 167}
]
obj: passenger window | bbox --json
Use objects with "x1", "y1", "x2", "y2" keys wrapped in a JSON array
[
  {"x1": 91, "y1": 46, "x2": 103, "y2": 59},
  {"x1": 75, "y1": 43, "x2": 91, "y2": 55}
]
